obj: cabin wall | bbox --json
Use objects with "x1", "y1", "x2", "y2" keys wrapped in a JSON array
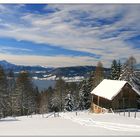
[
  {"x1": 92, "y1": 94, "x2": 111, "y2": 109},
  {"x1": 112, "y1": 84, "x2": 139, "y2": 110}
]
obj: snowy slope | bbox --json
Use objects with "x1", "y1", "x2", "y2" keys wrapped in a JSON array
[{"x1": 0, "y1": 111, "x2": 140, "y2": 136}]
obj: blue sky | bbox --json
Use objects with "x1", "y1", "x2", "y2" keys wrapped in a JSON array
[{"x1": 0, "y1": 4, "x2": 140, "y2": 67}]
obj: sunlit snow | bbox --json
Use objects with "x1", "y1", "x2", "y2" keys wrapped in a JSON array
[{"x1": 0, "y1": 111, "x2": 140, "y2": 136}]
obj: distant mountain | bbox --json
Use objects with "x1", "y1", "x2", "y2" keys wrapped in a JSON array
[
  {"x1": 0, "y1": 60, "x2": 52, "y2": 72},
  {"x1": 0, "y1": 60, "x2": 16, "y2": 69},
  {"x1": 0, "y1": 60, "x2": 110, "y2": 78},
  {"x1": 51, "y1": 66, "x2": 110, "y2": 78}
]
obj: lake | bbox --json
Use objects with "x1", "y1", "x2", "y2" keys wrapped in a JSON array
[{"x1": 32, "y1": 79, "x2": 56, "y2": 91}]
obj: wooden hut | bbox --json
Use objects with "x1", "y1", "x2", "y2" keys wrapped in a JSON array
[{"x1": 90, "y1": 79, "x2": 140, "y2": 113}]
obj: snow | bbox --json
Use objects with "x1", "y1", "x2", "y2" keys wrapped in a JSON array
[
  {"x1": 32, "y1": 76, "x2": 84, "y2": 82},
  {"x1": 32, "y1": 77, "x2": 38, "y2": 80},
  {"x1": 61, "y1": 111, "x2": 140, "y2": 133},
  {"x1": 43, "y1": 74, "x2": 52, "y2": 78},
  {"x1": 61, "y1": 76, "x2": 85, "y2": 82},
  {"x1": 91, "y1": 79, "x2": 127, "y2": 100},
  {"x1": 45, "y1": 75, "x2": 56, "y2": 80},
  {"x1": 32, "y1": 76, "x2": 56, "y2": 80},
  {"x1": 34, "y1": 71, "x2": 46, "y2": 74},
  {"x1": 1, "y1": 111, "x2": 140, "y2": 136}
]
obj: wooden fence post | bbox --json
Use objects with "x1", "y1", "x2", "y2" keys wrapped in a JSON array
[
  {"x1": 124, "y1": 110, "x2": 125, "y2": 116},
  {"x1": 26, "y1": 108, "x2": 29, "y2": 118},
  {"x1": 134, "y1": 111, "x2": 136, "y2": 118},
  {"x1": 128, "y1": 111, "x2": 130, "y2": 117},
  {"x1": 42, "y1": 108, "x2": 44, "y2": 118}
]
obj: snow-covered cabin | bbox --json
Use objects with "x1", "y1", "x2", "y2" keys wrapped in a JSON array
[{"x1": 91, "y1": 79, "x2": 140, "y2": 113}]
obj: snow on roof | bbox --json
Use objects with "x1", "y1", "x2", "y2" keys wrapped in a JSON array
[
  {"x1": 132, "y1": 86, "x2": 140, "y2": 96},
  {"x1": 91, "y1": 79, "x2": 127, "y2": 100}
]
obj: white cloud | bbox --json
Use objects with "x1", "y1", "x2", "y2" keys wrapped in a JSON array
[
  {"x1": 0, "y1": 4, "x2": 140, "y2": 67},
  {"x1": 0, "y1": 53, "x2": 99, "y2": 67},
  {"x1": 0, "y1": 45, "x2": 32, "y2": 52}
]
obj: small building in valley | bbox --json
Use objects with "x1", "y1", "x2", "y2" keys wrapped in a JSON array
[{"x1": 90, "y1": 79, "x2": 140, "y2": 113}]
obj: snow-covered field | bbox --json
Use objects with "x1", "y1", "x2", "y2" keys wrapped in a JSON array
[{"x1": 0, "y1": 111, "x2": 140, "y2": 136}]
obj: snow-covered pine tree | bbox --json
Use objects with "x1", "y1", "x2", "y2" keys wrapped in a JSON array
[
  {"x1": 117, "y1": 60, "x2": 122, "y2": 78},
  {"x1": 64, "y1": 92, "x2": 74, "y2": 111},
  {"x1": 54, "y1": 77, "x2": 67, "y2": 111},
  {"x1": 78, "y1": 86, "x2": 85, "y2": 110},
  {"x1": 119, "y1": 56, "x2": 136, "y2": 81},
  {"x1": 110, "y1": 60, "x2": 121, "y2": 80},
  {"x1": 119, "y1": 56, "x2": 140, "y2": 93},
  {"x1": 50, "y1": 93, "x2": 61, "y2": 112},
  {"x1": 111, "y1": 60, "x2": 118, "y2": 80},
  {"x1": 64, "y1": 82, "x2": 80, "y2": 111},
  {"x1": 86, "y1": 77, "x2": 93, "y2": 106},
  {"x1": 78, "y1": 80, "x2": 91, "y2": 110},
  {"x1": 46, "y1": 86, "x2": 54, "y2": 112},
  {"x1": 88, "y1": 71, "x2": 94, "y2": 92},
  {"x1": 11, "y1": 85, "x2": 21, "y2": 116}
]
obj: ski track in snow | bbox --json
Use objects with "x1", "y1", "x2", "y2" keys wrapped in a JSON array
[{"x1": 60, "y1": 113, "x2": 140, "y2": 132}]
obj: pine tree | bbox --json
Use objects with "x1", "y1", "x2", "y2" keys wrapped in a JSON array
[
  {"x1": 54, "y1": 77, "x2": 67, "y2": 111},
  {"x1": 119, "y1": 56, "x2": 140, "y2": 93},
  {"x1": 64, "y1": 92, "x2": 74, "y2": 111},
  {"x1": 62, "y1": 82, "x2": 80, "y2": 111},
  {"x1": 0, "y1": 66, "x2": 9, "y2": 117},
  {"x1": 78, "y1": 80, "x2": 91, "y2": 110},
  {"x1": 117, "y1": 60, "x2": 122, "y2": 79},
  {"x1": 7, "y1": 70, "x2": 20, "y2": 116},
  {"x1": 110, "y1": 60, "x2": 121, "y2": 80},
  {"x1": 11, "y1": 85, "x2": 21, "y2": 116},
  {"x1": 33, "y1": 86, "x2": 40, "y2": 114},
  {"x1": 88, "y1": 71, "x2": 94, "y2": 92},
  {"x1": 119, "y1": 56, "x2": 136, "y2": 81},
  {"x1": 50, "y1": 92, "x2": 61, "y2": 112},
  {"x1": 15, "y1": 71, "x2": 36, "y2": 115},
  {"x1": 110, "y1": 60, "x2": 118, "y2": 80},
  {"x1": 46, "y1": 86, "x2": 54, "y2": 112},
  {"x1": 93, "y1": 61, "x2": 104, "y2": 87},
  {"x1": 78, "y1": 81, "x2": 86, "y2": 110}
]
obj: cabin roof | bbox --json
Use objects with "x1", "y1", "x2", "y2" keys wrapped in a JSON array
[{"x1": 91, "y1": 79, "x2": 128, "y2": 100}]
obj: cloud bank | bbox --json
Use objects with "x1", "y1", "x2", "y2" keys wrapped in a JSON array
[{"x1": 0, "y1": 4, "x2": 140, "y2": 67}]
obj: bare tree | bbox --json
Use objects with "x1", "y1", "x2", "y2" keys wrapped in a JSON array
[{"x1": 93, "y1": 61, "x2": 104, "y2": 88}]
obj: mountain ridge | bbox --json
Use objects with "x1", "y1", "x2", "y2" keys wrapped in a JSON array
[
  {"x1": 0, "y1": 60, "x2": 111, "y2": 78},
  {"x1": 0, "y1": 60, "x2": 51, "y2": 72}
]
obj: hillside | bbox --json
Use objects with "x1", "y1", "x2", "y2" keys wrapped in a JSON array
[{"x1": 0, "y1": 111, "x2": 140, "y2": 136}]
